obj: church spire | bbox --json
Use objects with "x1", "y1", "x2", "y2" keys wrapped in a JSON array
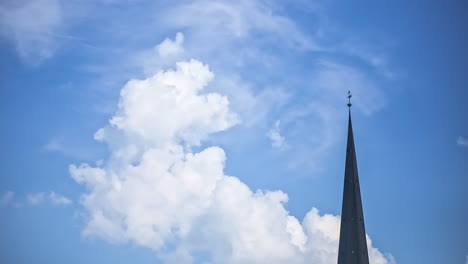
[{"x1": 337, "y1": 92, "x2": 370, "y2": 264}]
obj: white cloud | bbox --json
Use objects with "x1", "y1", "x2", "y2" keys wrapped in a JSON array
[
  {"x1": 158, "y1": 32, "x2": 184, "y2": 58},
  {"x1": 27, "y1": 192, "x2": 46, "y2": 205},
  {"x1": 27, "y1": 191, "x2": 71, "y2": 206},
  {"x1": 208, "y1": 74, "x2": 290, "y2": 129},
  {"x1": 165, "y1": 0, "x2": 318, "y2": 52},
  {"x1": 385, "y1": 253, "x2": 397, "y2": 264},
  {"x1": 267, "y1": 120, "x2": 286, "y2": 149},
  {"x1": 136, "y1": 32, "x2": 188, "y2": 77},
  {"x1": 43, "y1": 135, "x2": 102, "y2": 160},
  {"x1": 457, "y1": 136, "x2": 468, "y2": 147},
  {"x1": 0, "y1": 0, "x2": 63, "y2": 63},
  {"x1": 49, "y1": 191, "x2": 72, "y2": 205},
  {"x1": 44, "y1": 138, "x2": 65, "y2": 152},
  {"x1": 339, "y1": 40, "x2": 395, "y2": 80},
  {"x1": 71, "y1": 58, "x2": 392, "y2": 263},
  {"x1": 94, "y1": 59, "x2": 239, "y2": 150},
  {"x1": 0, "y1": 191, "x2": 15, "y2": 207}
]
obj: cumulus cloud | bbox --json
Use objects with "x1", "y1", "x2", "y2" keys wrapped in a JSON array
[
  {"x1": 135, "y1": 32, "x2": 187, "y2": 77},
  {"x1": 27, "y1": 191, "x2": 71, "y2": 206},
  {"x1": 94, "y1": 59, "x2": 239, "y2": 150},
  {"x1": 267, "y1": 120, "x2": 286, "y2": 149},
  {"x1": 158, "y1": 32, "x2": 185, "y2": 58},
  {"x1": 71, "y1": 58, "x2": 391, "y2": 263},
  {"x1": 0, "y1": 0, "x2": 63, "y2": 63},
  {"x1": 457, "y1": 136, "x2": 468, "y2": 147}
]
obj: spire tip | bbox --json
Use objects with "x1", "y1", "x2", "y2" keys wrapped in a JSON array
[{"x1": 347, "y1": 91, "x2": 352, "y2": 108}]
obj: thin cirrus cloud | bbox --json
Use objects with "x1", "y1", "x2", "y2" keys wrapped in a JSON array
[
  {"x1": 164, "y1": 0, "x2": 319, "y2": 51},
  {"x1": 43, "y1": 136, "x2": 102, "y2": 160},
  {"x1": 267, "y1": 120, "x2": 287, "y2": 149},
  {"x1": 457, "y1": 136, "x2": 468, "y2": 147},
  {"x1": 0, "y1": 0, "x2": 63, "y2": 63},
  {"x1": 0, "y1": 191, "x2": 15, "y2": 207},
  {"x1": 26, "y1": 191, "x2": 72, "y2": 206},
  {"x1": 0, "y1": 191, "x2": 71, "y2": 207}
]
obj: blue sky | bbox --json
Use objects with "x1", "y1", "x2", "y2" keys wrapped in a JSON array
[{"x1": 1, "y1": 0, "x2": 467, "y2": 263}]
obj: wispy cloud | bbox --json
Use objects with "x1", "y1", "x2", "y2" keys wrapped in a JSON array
[
  {"x1": 43, "y1": 136, "x2": 102, "y2": 160},
  {"x1": 27, "y1": 192, "x2": 72, "y2": 206},
  {"x1": 457, "y1": 136, "x2": 468, "y2": 147},
  {"x1": 0, "y1": 191, "x2": 15, "y2": 207},
  {"x1": 157, "y1": 32, "x2": 185, "y2": 58},
  {"x1": 311, "y1": 60, "x2": 386, "y2": 115},
  {"x1": 165, "y1": 0, "x2": 320, "y2": 52},
  {"x1": 267, "y1": 120, "x2": 287, "y2": 149},
  {"x1": 49, "y1": 192, "x2": 73, "y2": 205},
  {"x1": 44, "y1": 138, "x2": 65, "y2": 152},
  {"x1": 0, "y1": 0, "x2": 63, "y2": 63},
  {"x1": 26, "y1": 192, "x2": 46, "y2": 205}
]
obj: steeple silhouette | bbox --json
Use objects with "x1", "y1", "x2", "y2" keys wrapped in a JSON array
[{"x1": 337, "y1": 93, "x2": 370, "y2": 264}]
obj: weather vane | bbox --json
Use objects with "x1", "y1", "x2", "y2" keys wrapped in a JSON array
[{"x1": 347, "y1": 91, "x2": 352, "y2": 107}]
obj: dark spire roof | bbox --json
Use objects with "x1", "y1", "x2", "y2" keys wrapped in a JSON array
[{"x1": 337, "y1": 108, "x2": 370, "y2": 264}]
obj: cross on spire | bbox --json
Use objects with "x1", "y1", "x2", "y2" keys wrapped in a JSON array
[{"x1": 347, "y1": 91, "x2": 352, "y2": 108}]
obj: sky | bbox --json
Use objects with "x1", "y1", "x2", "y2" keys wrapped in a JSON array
[{"x1": 0, "y1": 0, "x2": 467, "y2": 263}]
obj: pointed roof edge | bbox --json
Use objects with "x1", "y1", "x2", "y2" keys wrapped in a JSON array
[{"x1": 337, "y1": 92, "x2": 370, "y2": 264}]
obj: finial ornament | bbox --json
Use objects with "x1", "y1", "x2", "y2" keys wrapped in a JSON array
[{"x1": 347, "y1": 91, "x2": 352, "y2": 107}]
